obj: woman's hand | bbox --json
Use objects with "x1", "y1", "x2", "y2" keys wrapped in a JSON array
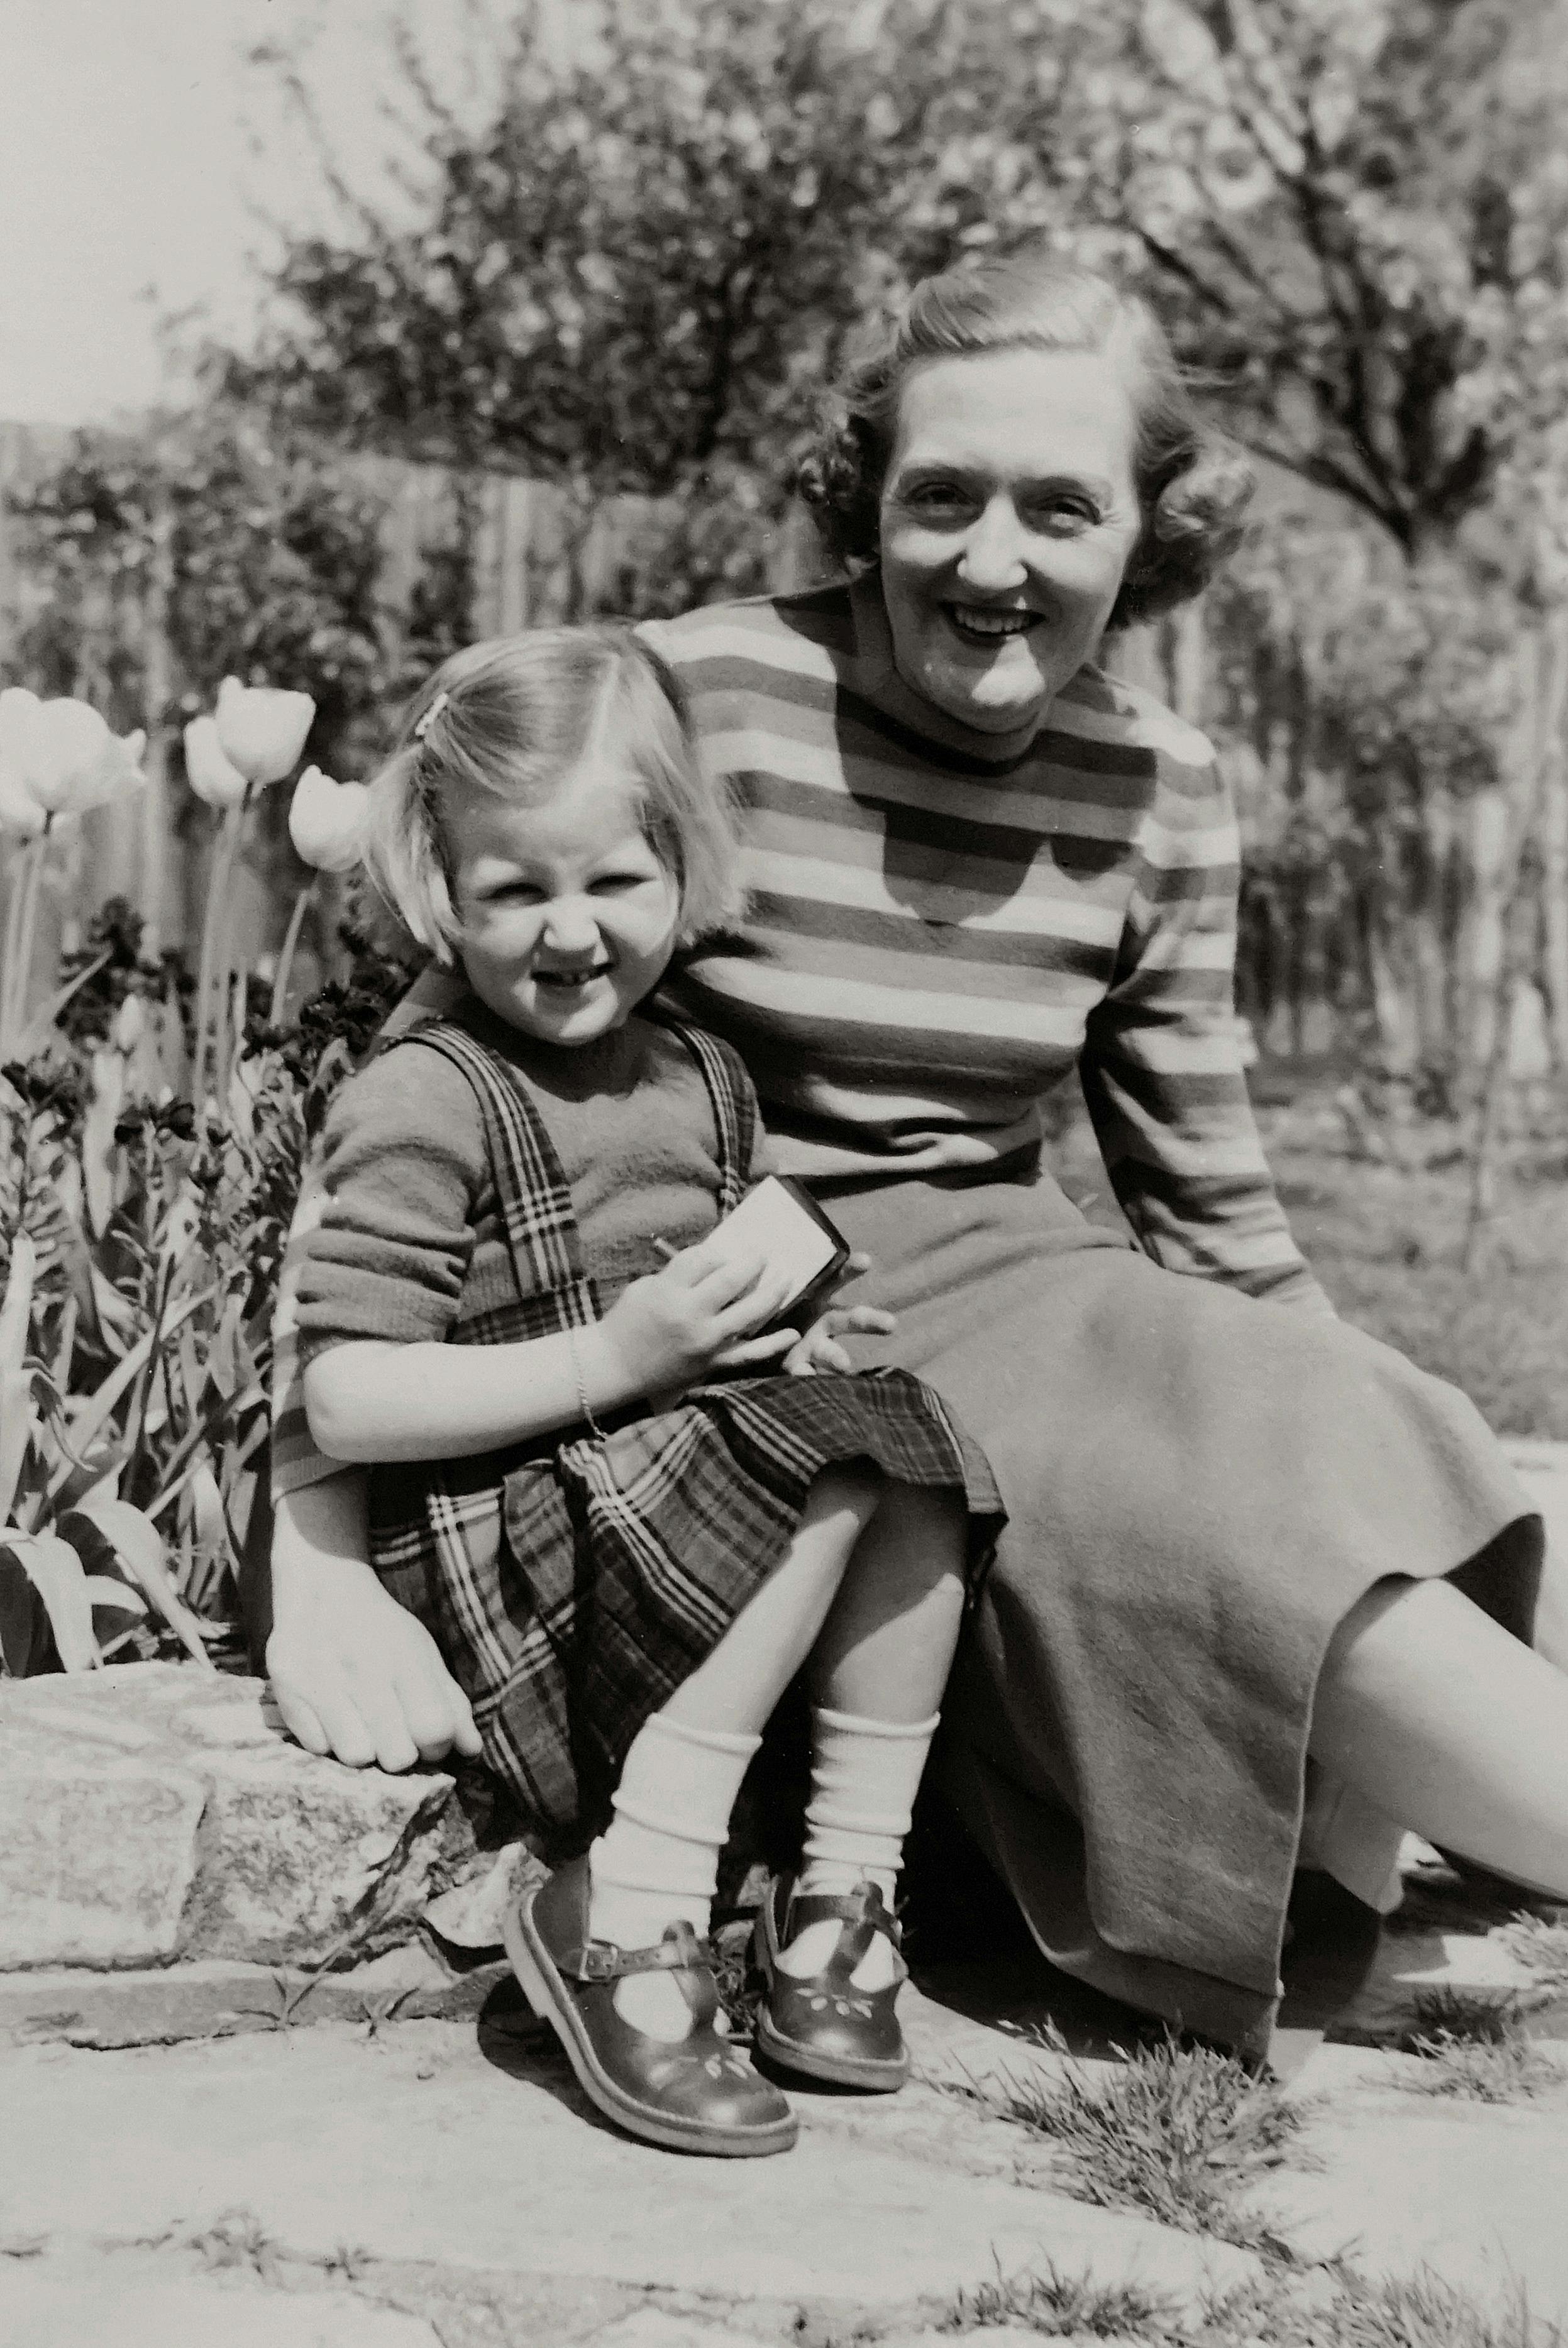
[
  {"x1": 784, "y1": 1303, "x2": 896, "y2": 1377},
  {"x1": 592, "y1": 1238, "x2": 802, "y2": 1399},
  {"x1": 268, "y1": 1557, "x2": 483, "y2": 1773},
  {"x1": 268, "y1": 1478, "x2": 482, "y2": 1773}
]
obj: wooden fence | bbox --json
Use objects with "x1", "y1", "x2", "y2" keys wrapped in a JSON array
[{"x1": 0, "y1": 423, "x2": 823, "y2": 994}]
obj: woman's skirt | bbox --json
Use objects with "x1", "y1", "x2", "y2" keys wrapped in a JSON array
[
  {"x1": 819, "y1": 1159, "x2": 1544, "y2": 2059},
  {"x1": 372, "y1": 1367, "x2": 1002, "y2": 1859}
]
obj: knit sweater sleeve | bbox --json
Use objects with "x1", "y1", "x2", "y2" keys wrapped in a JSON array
[
  {"x1": 294, "y1": 1042, "x2": 486, "y2": 1359},
  {"x1": 1078, "y1": 739, "x2": 1332, "y2": 1312}
]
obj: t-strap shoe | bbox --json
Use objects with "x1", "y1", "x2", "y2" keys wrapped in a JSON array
[
  {"x1": 504, "y1": 1856, "x2": 798, "y2": 2158},
  {"x1": 753, "y1": 1875, "x2": 911, "y2": 2091}
]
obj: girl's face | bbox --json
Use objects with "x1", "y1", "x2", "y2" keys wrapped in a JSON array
[
  {"x1": 448, "y1": 756, "x2": 680, "y2": 1047},
  {"x1": 877, "y1": 344, "x2": 1144, "y2": 736}
]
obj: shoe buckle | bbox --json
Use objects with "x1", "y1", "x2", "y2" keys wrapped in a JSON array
[{"x1": 573, "y1": 1940, "x2": 622, "y2": 1982}]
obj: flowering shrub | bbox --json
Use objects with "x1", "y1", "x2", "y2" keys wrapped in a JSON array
[
  {"x1": 1, "y1": 663, "x2": 397, "y2": 1680},
  {"x1": 0, "y1": 899, "x2": 406, "y2": 1678}
]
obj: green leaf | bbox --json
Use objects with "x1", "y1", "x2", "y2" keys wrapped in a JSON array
[
  {"x1": 0, "y1": 1533, "x2": 99, "y2": 1672},
  {"x1": 0, "y1": 1230, "x2": 35, "y2": 1377},
  {"x1": 80, "y1": 1049, "x2": 127, "y2": 1240},
  {"x1": 81, "y1": 1574, "x2": 148, "y2": 1618},
  {"x1": 53, "y1": 1281, "x2": 219, "y2": 1492},
  {"x1": 60, "y1": 1496, "x2": 214, "y2": 1670},
  {"x1": 0, "y1": 1368, "x2": 36, "y2": 1530},
  {"x1": 0, "y1": 1547, "x2": 50, "y2": 1677}
]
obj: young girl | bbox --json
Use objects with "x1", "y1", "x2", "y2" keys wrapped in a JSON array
[{"x1": 294, "y1": 627, "x2": 1003, "y2": 2159}]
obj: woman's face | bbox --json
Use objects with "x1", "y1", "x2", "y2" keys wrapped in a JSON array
[{"x1": 877, "y1": 345, "x2": 1144, "y2": 736}]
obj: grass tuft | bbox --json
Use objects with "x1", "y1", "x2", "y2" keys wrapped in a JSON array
[
  {"x1": 1200, "y1": 2264, "x2": 1562, "y2": 2348},
  {"x1": 1497, "y1": 1913, "x2": 1568, "y2": 1993},
  {"x1": 941, "y1": 2026, "x2": 1307, "y2": 2247},
  {"x1": 185, "y1": 2208, "x2": 282, "y2": 2283},
  {"x1": 1402, "y1": 1988, "x2": 1533, "y2": 2046},
  {"x1": 940, "y1": 2258, "x2": 1176, "y2": 2337},
  {"x1": 1401, "y1": 2031, "x2": 1564, "y2": 2105},
  {"x1": 1391, "y1": 1987, "x2": 1565, "y2": 2102}
]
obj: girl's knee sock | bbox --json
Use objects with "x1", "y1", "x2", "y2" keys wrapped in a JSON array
[
  {"x1": 588, "y1": 1710, "x2": 759, "y2": 2041},
  {"x1": 780, "y1": 1704, "x2": 941, "y2": 1990}
]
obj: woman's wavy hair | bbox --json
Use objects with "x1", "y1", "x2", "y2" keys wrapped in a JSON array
[
  {"x1": 360, "y1": 626, "x2": 743, "y2": 963},
  {"x1": 797, "y1": 243, "x2": 1254, "y2": 632}
]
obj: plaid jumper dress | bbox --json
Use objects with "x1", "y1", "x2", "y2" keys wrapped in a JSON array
[{"x1": 363, "y1": 1010, "x2": 1004, "y2": 1860}]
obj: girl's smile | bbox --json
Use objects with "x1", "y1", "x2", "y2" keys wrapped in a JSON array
[
  {"x1": 448, "y1": 761, "x2": 681, "y2": 1045},
  {"x1": 877, "y1": 345, "x2": 1143, "y2": 736}
]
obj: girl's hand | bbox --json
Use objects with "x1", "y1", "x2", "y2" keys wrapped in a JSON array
[
  {"x1": 784, "y1": 1303, "x2": 896, "y2": 1377},
  {"x1": 595, "y1": 1238, "x2": 801, "y2": 1398}
]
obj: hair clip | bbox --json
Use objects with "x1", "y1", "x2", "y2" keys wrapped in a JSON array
[{"x1": 412, "y1": 689, "x2": 450, "y2": 744}]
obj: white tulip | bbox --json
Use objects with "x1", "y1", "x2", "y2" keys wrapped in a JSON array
[
  {"x1": 22, "y1": 699, "x2": 110, "y2": 812},
  {"x1": 0, "y1": 690, "x2": 145, "y2": 820},
  {"x1": 214, "y1": 676, "x2": 316, "y2": 788},
  {"x1": 288, "y1": 764, "x2": 370, "y2": 873},
  {"x1": 183, "y1": 715, "x2": 248, "y2": 810},
  {"x1": 68, "y1": 724, "x2": 146, "y2": 818}
]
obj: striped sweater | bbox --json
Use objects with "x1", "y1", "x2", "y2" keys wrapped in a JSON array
[
  {"x1": 646, "y1": 580, "x2": 1323, "y2": 1304},
  {"x1": 271, "y1": 579, "x2": 1323, "y2": 1498}
]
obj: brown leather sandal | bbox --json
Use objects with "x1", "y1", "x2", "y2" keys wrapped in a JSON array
[
  {"x1": 504, "y1": 1856, "x2": 798, "y2": 2158},
  {"x1": 752, "y1": 1875, "x2": 911, "y2": 2092}
]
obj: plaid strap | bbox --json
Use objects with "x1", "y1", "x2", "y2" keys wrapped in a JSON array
[
  {"x1": 404, "y1": 1021, "x2": 600, "y2": 1333},
  {"x1": 646, "y1": 1008, "x2": 755, "y2": 1216}
]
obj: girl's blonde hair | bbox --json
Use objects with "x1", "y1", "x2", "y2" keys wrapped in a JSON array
[
  {"x1": 360, "y1": 626, "x2": 743, "y2": 962},
  {"x1": 798, "y1": 241, "x2": 1254, "y2": 631}
]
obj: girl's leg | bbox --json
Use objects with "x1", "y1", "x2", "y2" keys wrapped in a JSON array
[
  {"x1": 589, "y1": 1465, "x2": 881, "y2": 2037},
  {"x1": 1311, "y1": 1575, "x2": 1568, "y2": 1899},
  {"x1": 781, "y1": 1482, "x2": 969, "y2": 1989}
]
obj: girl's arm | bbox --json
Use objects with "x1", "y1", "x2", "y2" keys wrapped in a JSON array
[{"x1": 304, "y1": 1232, "x2": 804, "y2": 1463}]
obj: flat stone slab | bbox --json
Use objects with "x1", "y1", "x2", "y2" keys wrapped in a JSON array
[
  {"x1": 0, "y1": 1665, "x2": 479, "y2": 1973},
  {"x1": 0, "y1": 2252, "x2": 443, "y2": 2348},
  {"x1": 1278, "y1": 2039, "x2": 1568, "y2": 2313},
  {"x1": 0, "y1": 1943, "x2": 510, "y2": 2051},
  {"x1": 0, "y1": 2013, "x2": 1256, "y2": 2315}
]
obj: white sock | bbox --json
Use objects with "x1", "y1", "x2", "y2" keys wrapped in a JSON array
[
  {"x1": 588, "y1": 1711, "x2": 759, "y2": 2042},
  {"x1": 780, "y1": 1706, "x2": 941, "y2": 1992}
]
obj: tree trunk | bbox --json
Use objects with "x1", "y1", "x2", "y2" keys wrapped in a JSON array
[
  {"x1": 1409, "y1": 783, "x2": 1455, "y2": 1075},
  {"x1": 1466, "y1": 778, "x2": 1512, "y2": 1077}
]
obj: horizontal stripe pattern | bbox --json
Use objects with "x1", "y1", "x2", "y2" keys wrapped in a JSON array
[{"x1": 645, "y1": 588, "x2": 1321, "y2": 1305}]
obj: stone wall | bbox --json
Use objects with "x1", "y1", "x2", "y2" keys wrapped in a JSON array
[{"x1": 0, "y1": 1663, "x2": 480, "y2": 1975}]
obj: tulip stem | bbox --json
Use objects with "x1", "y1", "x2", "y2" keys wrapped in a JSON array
[
  {"x1": 192, "y1": 797, "x2": 247, "y2": 1105},
  {"x1": 0, "y1": 829, "x2": 51, "y2": 1061},
  {"x1": 269, "y1": 881, "x2": 317, "y2": 1028}
]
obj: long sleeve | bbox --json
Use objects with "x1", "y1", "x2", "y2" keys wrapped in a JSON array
[{"x1": 1078, "y1": 740, "x2": 1332, "y2": 1312}]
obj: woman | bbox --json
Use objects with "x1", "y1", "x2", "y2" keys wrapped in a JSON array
[{"x1": 267, "y1": 243, "x2": 1567, "y2": 2060}]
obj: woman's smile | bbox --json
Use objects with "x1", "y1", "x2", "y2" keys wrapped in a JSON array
[
  {"x1": 878, "y1": 346, "x2": 1143, "y2": 736},
  {"x1": 942, "y1": 602, "x2": 1042, "y2": 644}
]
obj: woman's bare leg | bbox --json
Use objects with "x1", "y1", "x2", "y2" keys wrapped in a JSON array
[{"x1": 1310, "y1": 1575, "x2": 1568, "y2": 1899}]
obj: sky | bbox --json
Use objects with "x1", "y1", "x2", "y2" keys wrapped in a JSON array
[{"x1": 0, "y1": 0, "x2": 504, "y2": 424}]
